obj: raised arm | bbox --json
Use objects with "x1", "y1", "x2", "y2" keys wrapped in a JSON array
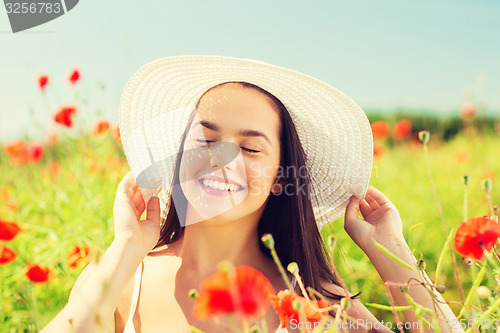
[
  {"x1": 344, "y1": 186, "x2": 464, "y2": 333},
  {"x1": 40, "y1": 172, "x2": 161, "y2": 333}
]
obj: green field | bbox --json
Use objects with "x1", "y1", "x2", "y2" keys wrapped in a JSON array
[{"x1": 1, "y1": 129, "x2": 499, "y2": 332}]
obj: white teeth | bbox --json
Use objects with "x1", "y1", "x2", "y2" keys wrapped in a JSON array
[{"x1": 201, "y1": 178, "x2": 241, "y2": 191}]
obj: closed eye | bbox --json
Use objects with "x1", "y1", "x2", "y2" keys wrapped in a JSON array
[{"x1": 195, "y1": 139, "x2": 260, "y2": 154}]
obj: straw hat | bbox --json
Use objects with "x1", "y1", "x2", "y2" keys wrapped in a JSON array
[{"x1": 119, "y1": 55, "x2": 373, "y2": 230}]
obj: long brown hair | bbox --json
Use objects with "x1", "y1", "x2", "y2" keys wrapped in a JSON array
[{"x1": 153, "y1": 82, "x2": 358, "y2": 301}]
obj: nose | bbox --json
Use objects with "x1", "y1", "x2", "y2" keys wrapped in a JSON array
[
  {"x1": 207, "y1": 141, "x2": 240, "y2": 171},
  {"x1": 225, "y1": 155, "x2": 238, "y2": 170},
  {"x1": 210, "y1": 153, "x2": 238, "y2": 170}
]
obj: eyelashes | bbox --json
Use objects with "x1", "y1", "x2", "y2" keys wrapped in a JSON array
[{"x1": 194, "y1": 139, "x2": 260, "y2": 154}]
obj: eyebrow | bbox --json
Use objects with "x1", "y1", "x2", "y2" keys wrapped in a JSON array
[{"x1": 199, "y1": 120, "x2": 272, "y2": 147}]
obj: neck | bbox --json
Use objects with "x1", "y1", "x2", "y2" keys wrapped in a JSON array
[{"x1": 176, "y1": 204, "x2": 270, "y2": 278}]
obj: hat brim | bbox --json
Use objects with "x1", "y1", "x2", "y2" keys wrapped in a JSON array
[{"x1": 119, "y1": 55, "x2": 373, "y2": 229}]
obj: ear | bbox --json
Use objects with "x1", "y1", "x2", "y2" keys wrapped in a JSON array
[{"x1": 271, "y1": 176, "x2": 287, "y2": 194}]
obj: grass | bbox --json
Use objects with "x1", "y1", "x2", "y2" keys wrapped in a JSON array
[{"x1": 1, "y1": 130, "x2": 499, "y2": 332}]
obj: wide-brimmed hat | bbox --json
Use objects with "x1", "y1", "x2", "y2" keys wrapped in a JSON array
[{"x1": 119, "y1": 55, "x2": 373, "y2": 230}]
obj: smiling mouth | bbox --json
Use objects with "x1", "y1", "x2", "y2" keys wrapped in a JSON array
[{"x1": 198, "y1": 178, "x2": 245, "y2": 192}]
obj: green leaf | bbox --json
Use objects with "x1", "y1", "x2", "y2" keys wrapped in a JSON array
[
  {"x1": 434, "y1": 227, "x2": 454, "y2": 284},
  {"x1": 366, "y1": 303, "x2": 414, "y2": 312},
  {"x1": 372, "y1": 239, "x2": 414, "y2": 271}
]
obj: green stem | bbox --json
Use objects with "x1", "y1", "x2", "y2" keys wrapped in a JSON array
[
  {"x1": 463, "y1": 184, "x2": 468, "y2": 222},
  {"x1": 269, "y1": 247, "x2": 293, "y2": 291},
  {"x1": 242, "y1": 318, "x2": 249, "y2": 333},
  {"x1": 434, "y1": 229, "x2": 453, "y2": 284},
  {"x1": 486, "y1": 192, "x2": 494, "y2": 217},
  {"x1": 470, "y1": 262, "x2": 481, "y2": 313},
  {"x1": 457, "y1": 259, "x2": 487, "y2": 319},
  {"x1": 464, "y1": 298, "x2": 500, "y2": 333}
]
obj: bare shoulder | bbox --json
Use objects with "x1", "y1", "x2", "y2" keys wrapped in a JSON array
[{"x1": 321, "y1": 281, "x2": 393, "y2": 333}]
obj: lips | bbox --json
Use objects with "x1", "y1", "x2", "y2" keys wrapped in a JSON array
[
  {"x1": 197, "y1": 174, "x2": 246, "y2": 194},
  {"x1": 202, "y1": 175, "x2": 244, "y2": 187}
]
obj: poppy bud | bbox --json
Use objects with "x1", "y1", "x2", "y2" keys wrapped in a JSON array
[
  {"x1": 261, "y1": 233, "x2": 275, "y2": 249},
  {"x1": 292, "y1": 299, "x2": 302, "y2": 311},
  {"x1": 463, "y1": 174, "x2": 470, "y2": 187},
  {"x1": 217, "y1": 260, "x2": 233, "y2": 274},
  {"x1": 418, "y1": 131, "x2": 430, "y2": 145},
  {"x1": 287, "y1": 262, "x2": 299, "y2": 275},
  {"x1": 188, "y1": 289, "x2": 198, "y2": 299},
  {"x1": 400, "y1": 286, "x2": 409, "y2": 293},
  {"x1": 417, "y1": 259, "x2": 426, "y2": 271},
  {"x1": 327, "y1": 235, "x2": 337, "y2": 249},
  {"x1": 481, "y1": 179, "x2": 493, "y2": 193},
  {"x1": 476, "y1": 286, "x2": 491, "y2": 299},
  {"x1": 435, "y1": 285, "x2": 446, "y2": 293}
]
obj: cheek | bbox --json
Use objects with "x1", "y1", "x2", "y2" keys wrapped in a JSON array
[
  {"x1": 245, "y1": 160, "x2": 279, "y2": 196},
  {"x1": 179, "y1": 158, "x2": 190, "y2": 183}
]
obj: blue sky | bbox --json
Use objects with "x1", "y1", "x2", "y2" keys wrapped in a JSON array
[{"x1": 1, "y1": 0, "x2": 499, "y2": 141}]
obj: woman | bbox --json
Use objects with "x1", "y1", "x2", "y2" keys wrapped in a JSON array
[{"x1": 41, "y1": 56, "x2": 462, "y2": 333}]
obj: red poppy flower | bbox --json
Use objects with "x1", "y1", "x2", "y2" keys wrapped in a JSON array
[
  {"x1": 0, "y1": 244, "x2": 17, "y2": 265},
  {"x1": 5, "y1": 142, "x2": 44, "y2": 164},
  {"x1": 25, "y1": 262, "x2": 55, "y2": 283},
  {"x1": 373, "y1": 143, "x2": 384, "y2": 158},
  {"x1": 271, "y1": 289, "x2": 329, "y2": 329},
  {"x1": 3, "y1": 141, "x2": 25, "y2": 158},
  {"x1": 69, "y1": 69, "x2": 80, "y2": 84},
  {"x1": 92, "y1": 120, "x2": 111, "y2": 136},
  {"x1": 454, "y1": 216, "x2": 500, "y2": 261},
  {"x1": 67, "y1": 244, "x2": 92, "y2": 269},
  {"x1": 0, "y1": 220, "x2": 23, "y2": 241},
  {"x1": 38, "y1": 75, "x2": 49, "y2": 91},
  {"x1": 371, "y1": 121, "x2": 390, "y2": 140},
  {"x1": 24, "y1": 142, "x2": 45, "y2": 163},
  {"x1": 460, "y1": 102, "x2": 476, "y2": 118},
  {"x1": 193, "y1": 266, "x2": 275, "y2": 320},
  {"x1": 392, "y1": 119, "x2": 412, "y2": 140},
  {"x1": 54, "y1": 106, "x2": 77, "y2": 127}
]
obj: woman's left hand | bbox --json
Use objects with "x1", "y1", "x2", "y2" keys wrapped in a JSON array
[{"x1": 344, "y1": 186, "x2": 407, "y2": 257}]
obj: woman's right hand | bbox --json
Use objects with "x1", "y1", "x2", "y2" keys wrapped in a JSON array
[{"x1": 112, "y1": 172, "x2": 161, "y2": 257}]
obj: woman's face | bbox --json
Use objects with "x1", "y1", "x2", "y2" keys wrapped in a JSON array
[{"x1": 178, "y1": 83, "x2": 282, "y2": 225}]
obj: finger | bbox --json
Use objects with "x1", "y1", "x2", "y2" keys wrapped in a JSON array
[
  {"x1": 130, "y1": 189, "x2": 145, "y2": 219},
  {"x1": 145, "y1": 196, "x2": 161, "y2": 227},
  {"x1": 117, "y1": 172, "x2": 136, "y2": 195},
  {"x1": 359, "y1": 200, "x2": 372, "y2": 218},
  {"x1": 136, "y1": 197, "x2": 146, "y2": 215},
  {"x1": 366, "y1": 186, "x2": 392, "y2": 206},
  {"x1": 364, "y1": 194, "x2": 380, "y2": 211},
  {"x1": 345, "y1": 196, "x2": 361, "y2": 222},
  {"x1": 114, "y1": 172, "x2": 138, "y2": 216}
]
